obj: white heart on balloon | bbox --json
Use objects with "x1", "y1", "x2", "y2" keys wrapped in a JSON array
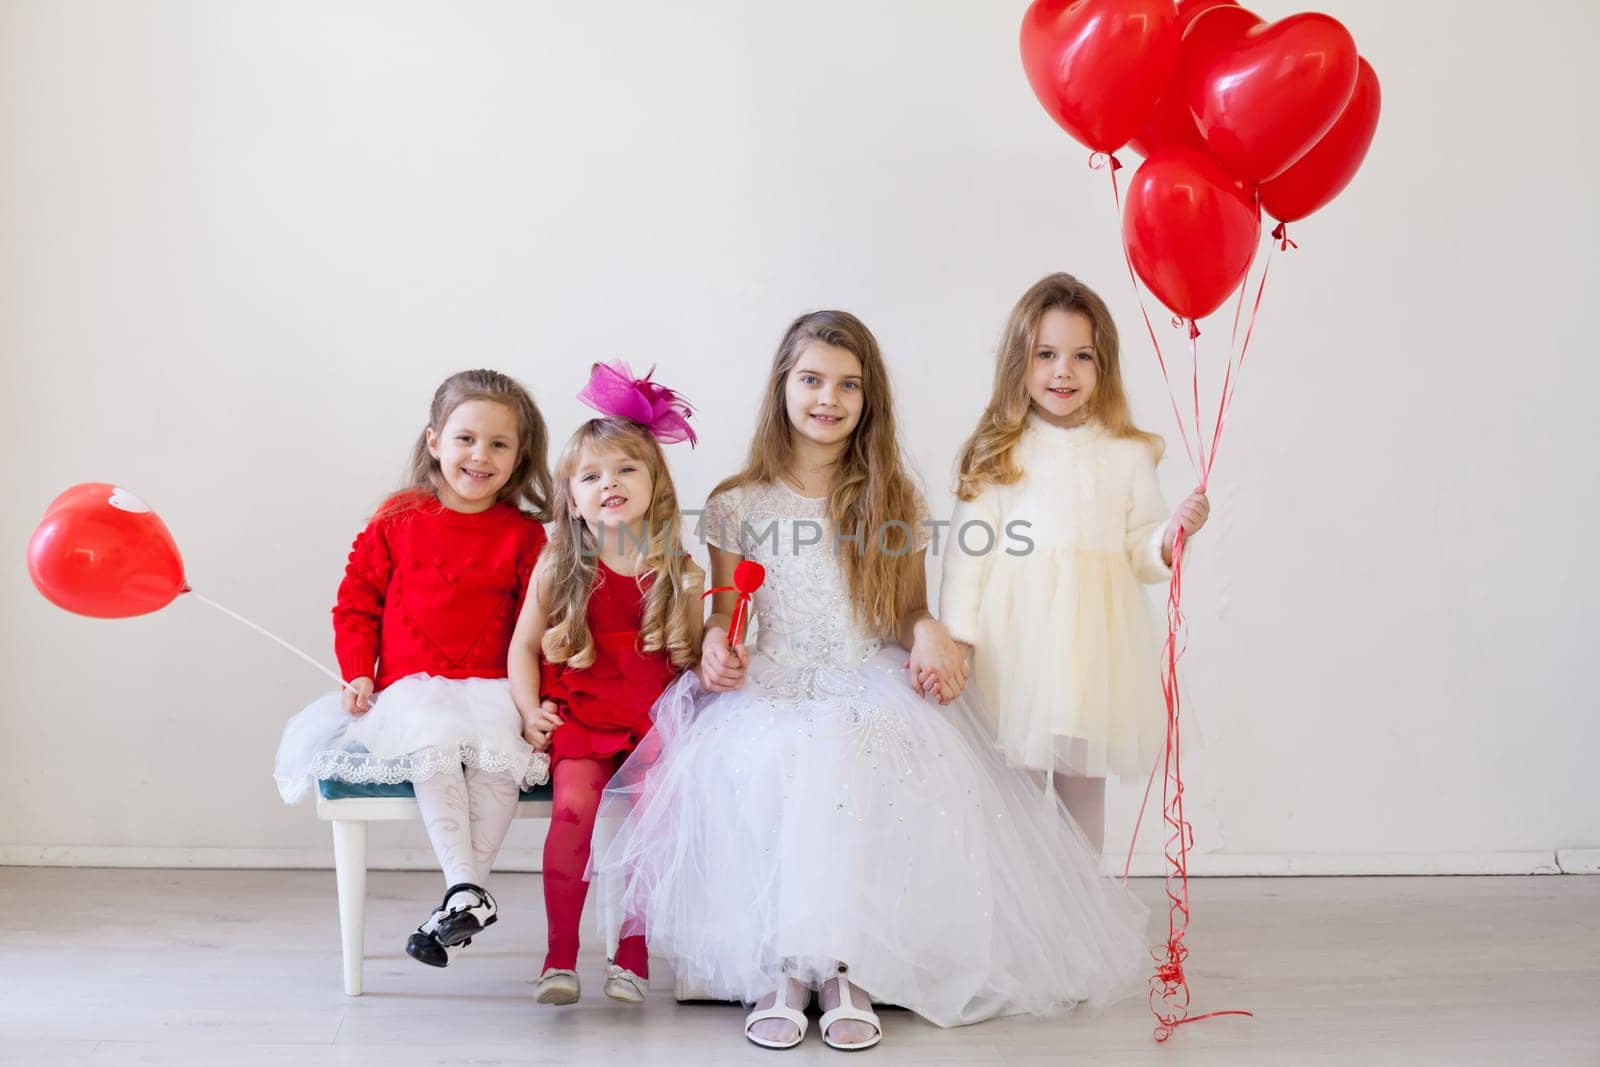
[{"x1": 107, "y1": 487, "x2": 151, "y2": 513}]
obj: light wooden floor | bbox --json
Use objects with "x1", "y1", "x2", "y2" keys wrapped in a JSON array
[{"x1": 0, "y1": 868, "x2": 1595, "y2": 1066}]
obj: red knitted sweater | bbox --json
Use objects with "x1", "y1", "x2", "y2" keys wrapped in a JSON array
[{"x1": 332, "y1": 494, "x2": 547, "y2": 689}]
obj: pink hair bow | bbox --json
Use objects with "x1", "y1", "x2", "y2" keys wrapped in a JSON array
[{"x1": 577, "y1": 360, "x2": 697, "y2": 447}]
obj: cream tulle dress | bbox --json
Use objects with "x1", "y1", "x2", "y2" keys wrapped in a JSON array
[{"x1": 940, "y1": 415, "x2": 1172, "y2": 781}]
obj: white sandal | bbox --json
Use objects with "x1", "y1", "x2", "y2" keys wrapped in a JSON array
[
  {"x1": 745, "y1": 977, "x2": 810, "y2": 1050},
  {"x1": 819, "y1": 974, "x2": 882, "y2": 1052},
  {"x1": 535, "y1": 967, "x2": 580, "y2": 1005}
]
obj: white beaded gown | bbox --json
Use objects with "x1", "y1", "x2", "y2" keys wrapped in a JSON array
[{"x1": 589, "y1": 481, "x2": 1148, "y2": 1027}]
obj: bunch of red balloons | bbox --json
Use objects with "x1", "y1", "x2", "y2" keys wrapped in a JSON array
[{"x1": 1021, "y1": 0, "x2": 1380, "y2": 322}]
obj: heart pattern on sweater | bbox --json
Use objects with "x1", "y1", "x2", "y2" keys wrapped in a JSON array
[{"x1": 396, "y1": 559, "x2": 515, "y2": 669}]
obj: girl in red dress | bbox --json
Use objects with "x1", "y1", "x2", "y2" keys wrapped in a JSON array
[{"x1": 508, "y1": 362, "x2": 703, "y2": 1007}]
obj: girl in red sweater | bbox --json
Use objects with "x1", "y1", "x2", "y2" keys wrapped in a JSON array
[
  {"x1": 508, "y1": 362, "x2": 703, "y2": 1007},
  {"x1": 275, "y1": 368, "x2": 563, "y2": 968}
]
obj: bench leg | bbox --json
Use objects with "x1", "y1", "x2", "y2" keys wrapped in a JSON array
[{"x1": 331, "y1": 819, "x2": 368, "y2": 996}]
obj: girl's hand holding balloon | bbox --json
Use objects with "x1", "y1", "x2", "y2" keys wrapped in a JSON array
[
  {"x1": 699, "y1": 626, "x2": 748, "y2": 692},
  {"x1": 341, "y1": 677, "x2": 375, "y2": 716},
  {"x1": 1162, "y1": 489, "x2": 1211, "y2": 565},
  {"x1": 1174, "y1": 489, "x2": 1210, "y2": 535}
]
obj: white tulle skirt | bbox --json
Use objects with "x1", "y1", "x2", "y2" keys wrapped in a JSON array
[
  {"x1": 589, "y1": 648, "x2": 1149, "y2": 1028},
  {"x1": 273, "y1": 673, "x2": 550, "y2": 804}
]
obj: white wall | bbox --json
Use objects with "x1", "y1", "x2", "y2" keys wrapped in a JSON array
[{"x1": 2, "y1": 0, "x2": 1595, "y2": 874}]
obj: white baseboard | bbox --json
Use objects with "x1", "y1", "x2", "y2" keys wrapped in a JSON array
[
  {"x1": 1109, "y1": 850, "x2": 1563, "y2": 877},
  {"x1": 0, "y1": 845, "x2": 1572, "y2": 876},
  {"x1": 1556, "y1": 848, "x2": 1600, "y2": 874},
  {"x1": 0, "y1": 844, "x2": 553, "y2": 871}
]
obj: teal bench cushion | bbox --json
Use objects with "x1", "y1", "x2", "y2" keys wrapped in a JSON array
[{"x1": 318, "y1": 778, "x2": 554, "y2": 802}]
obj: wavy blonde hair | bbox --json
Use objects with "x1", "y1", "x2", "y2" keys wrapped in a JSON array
[
  {"x1": 713, "y1": 310, "x2": 922, "y2": 637},
  {"x1": 955, "y1": 274, "x2": 1161, "y2": 501},
  {"x1": 537, "y1": 418, "x2": 695, "y2": 672},
  {"x1": 385, "y1": 368, "x2": 553, "y2": 520}
]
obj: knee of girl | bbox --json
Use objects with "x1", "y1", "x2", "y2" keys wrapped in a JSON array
[
  {"x1": 551, "y1": 780, "x2": 606, "y2": 827},
  {"x1": 552, "y1": 797, "x2": 601, "y2": 828}
]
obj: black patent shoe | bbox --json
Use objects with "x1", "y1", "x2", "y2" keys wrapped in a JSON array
[
  {"x1": 434, "y1": 882, "x2": 497, "y2": 947},
  {"x1": 405, "y1": 923, "x2": 450, "y2": 968}
]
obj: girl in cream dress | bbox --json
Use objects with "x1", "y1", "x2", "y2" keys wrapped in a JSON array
[{"x1": 941, "y1": 274, "x2": 1212, "y2": 850}]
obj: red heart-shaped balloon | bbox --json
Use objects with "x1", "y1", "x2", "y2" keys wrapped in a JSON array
[
  {"x1": 1019, "y1": 0, "x2": 1180, "y2": 154},
  {"x1": 1189, "y1": 12, "x2": 1360, "y2": 182},
  {"x1": 1123, "y1": 148, "x2": 1260, "y2": 321},
  {"x1": 1260, "y1": 56, "x2": 1381, "y2": 223},
  {"x1": 1131, "y1": 3, "x2": 1263, "y2": 159},
  {"x1": 27, "y1": 483, "x2": 188, "y2": 618}
]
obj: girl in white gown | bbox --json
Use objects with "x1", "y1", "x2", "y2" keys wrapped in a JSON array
[{"x1": 591, "y1": 311, "x2": 1148, "y2": 1050}]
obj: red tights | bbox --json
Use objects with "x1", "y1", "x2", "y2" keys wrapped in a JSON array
[{"x1": 541, "y1": 756, "x2": 647, "y2": 975}]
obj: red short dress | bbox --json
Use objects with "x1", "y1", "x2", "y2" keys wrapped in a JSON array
[{"x1": 540, "y1": 558, "x2": 682, "y2": 769}]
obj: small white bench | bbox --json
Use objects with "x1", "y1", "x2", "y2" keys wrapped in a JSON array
[
  {"x1": 316, "y1": 789, "x2": 552, "y2": 996},
  {"x1": 315, "y1": 783, "x2": 719, "y2": 1002}
]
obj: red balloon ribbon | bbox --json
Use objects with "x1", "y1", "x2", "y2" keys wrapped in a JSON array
[
  {"x1": 1089, "y1": 152, "x2": 1125, "y2": 174},
  {"x1": 1128, "y1": 244, "x2": 1291, "y2": 1041},
  {"x1": 701, "y1": 559, "x2": 766, "y2": 648},
  {"x1": 1096, "y1": 164, "x2": 1295, "y2": 1042}
]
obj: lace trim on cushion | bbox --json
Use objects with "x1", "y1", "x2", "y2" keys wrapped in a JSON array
[{"x1": 306, "y1": 743, "x2": 551, "y2": 790}]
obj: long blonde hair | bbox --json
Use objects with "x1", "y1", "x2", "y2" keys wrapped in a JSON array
[
  {"x1": 387, "y1": 368, "x2": 553, "y2": 520},
  {"x1": 537, "y1": 418, "x2": 695, "y2": 672},
  {"x1": 955, "y1": 273, "x2": 1161, "y2": 501},
  {"x1": 713, "y1": 311, "x2": 923, "y2": 636}
]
